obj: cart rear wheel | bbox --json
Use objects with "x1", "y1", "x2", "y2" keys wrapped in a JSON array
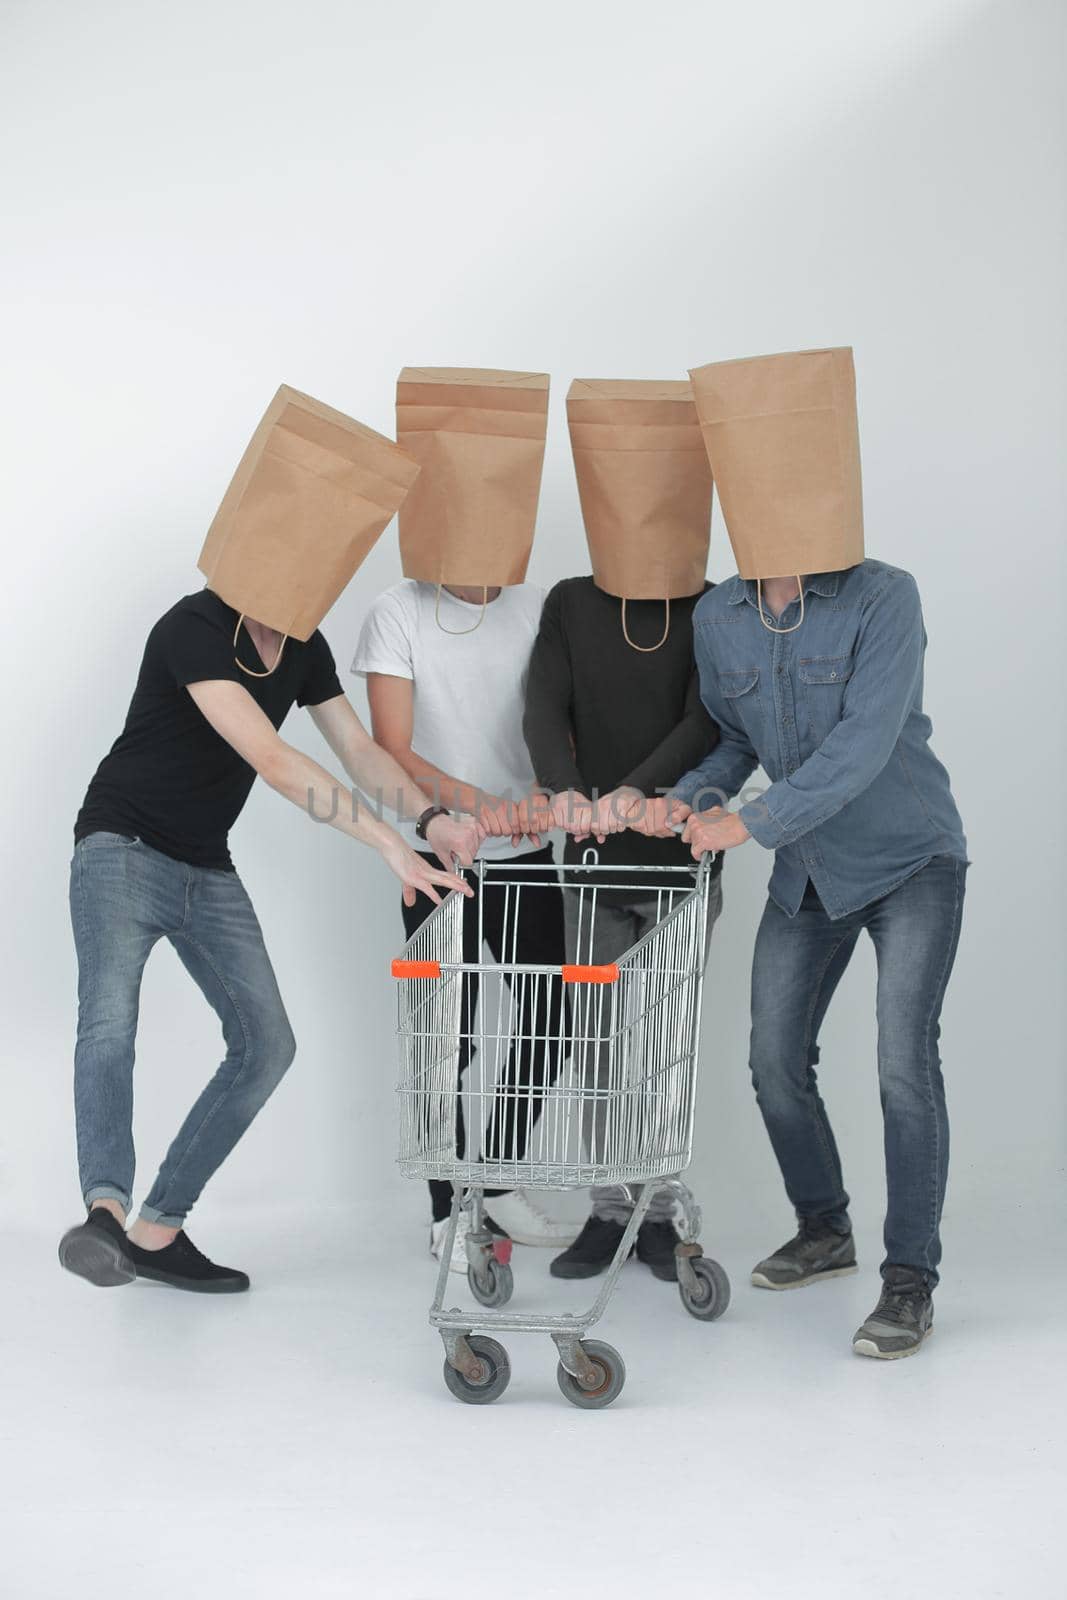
[
  {"x1": 556, "y1": 1340, "x2": 626, "y2": 1410},
  {"x1": 443, "y1": 1336, "x2": 511, "y2": 1405},
  {"x1": 679, "y1": 1256, "x2": 731, "y2": 1321},
  {"x1": 468, "y1": 1258, "x2": 514, "y2": 1308}
]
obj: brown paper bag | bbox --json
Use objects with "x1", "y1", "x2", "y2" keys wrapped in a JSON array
[
  {"x1": 567, "y1": 379, "x2": 713, "y2": 600},
  {"x1": 198, "y1": 385, "x2": 420, "y2": 640},
  {"x1": 396, "y1": 367, "x2": 549, "y2": 586},
  {"x1": 688, "y1": 348, "x2": 865, "y2": 580}
]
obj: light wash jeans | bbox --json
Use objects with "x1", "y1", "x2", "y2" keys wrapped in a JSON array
[
  {"x1": 563, "y1": 873, "x2": 723, "y2": 1224},
  {"x1": 749, "y1": 854, "x2": 967, "y2": 1284},
  {"x1": 70, "y1": 833, "x2": 296, "y2": 1225}
]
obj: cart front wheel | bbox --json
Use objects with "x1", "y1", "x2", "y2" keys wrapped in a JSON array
[
  {"x1": 679, "y1": 1256, "x2": 731, "y2": 1321},
  {"x1": 556, "y1": 1340, "x2": 626, "y2": 1410},
  {"x1": 468, "y1": 1258, "x2": 514, "y2": 1308},
  {"x1": 443, "y1": 1336, "x2": 511, "y2": 1405}
]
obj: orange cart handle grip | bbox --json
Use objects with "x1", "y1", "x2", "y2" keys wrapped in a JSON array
[
  {"x1": 562, "y1": 963, "x2": 619, "y2": 984},
  {"x1": 391, "y1": 958, "x2": 441, "y2": 979}
]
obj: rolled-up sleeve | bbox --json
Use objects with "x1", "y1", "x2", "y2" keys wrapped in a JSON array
[{"x1": 739, "y1": 573, "x2": 925, "y2": 849}]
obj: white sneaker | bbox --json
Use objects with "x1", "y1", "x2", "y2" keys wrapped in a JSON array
[
  {"x1": 482, "y1": 1191, "x2": 581, "y2": 1248},
  {"x1": 430, "y1": 1214, "x2": 472, "y2": 1274}
]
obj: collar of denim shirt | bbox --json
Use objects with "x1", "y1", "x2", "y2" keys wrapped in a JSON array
[{"x1": 726, "y1": 571, "x2": 841, "y2": 606}]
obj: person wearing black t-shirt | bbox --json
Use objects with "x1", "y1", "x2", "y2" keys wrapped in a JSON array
[
  {"x1": 522, "y1": 577, "x2": 724, "y2": 1281},
  {"x1": 59, "y1": 589, "x2": 478, "y2": 1294}
]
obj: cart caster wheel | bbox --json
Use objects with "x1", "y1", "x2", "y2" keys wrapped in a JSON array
[
  {"x1": 468, "y1": 1258, "x2": 514, "y2": 1308},
  {"x1": 556, "y1": 1340, "x2": 626, "y2": 1410},
  {"x1": 443, "y1": 1336, "x2": 511, "y2": 1405},
  {"x1": 679, "y1": 1256, "x2": 731, "y2": 1321}
]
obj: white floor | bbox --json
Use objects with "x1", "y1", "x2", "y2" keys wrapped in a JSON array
[{"x1": 2, "y1": 1205, "x2": 1062, "y2": 1600}]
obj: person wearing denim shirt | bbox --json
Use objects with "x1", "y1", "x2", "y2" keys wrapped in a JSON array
[
  {"x1": 667, "y1": 563, "x2": 968, "y2": 1358},
  {"x1": 647, "y1": 345, "x2": 969, "y2": 1359}
]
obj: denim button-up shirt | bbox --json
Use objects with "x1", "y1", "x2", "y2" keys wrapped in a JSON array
[{"x1": 672, "y1": 559, "x2": 967, "y2": 919}]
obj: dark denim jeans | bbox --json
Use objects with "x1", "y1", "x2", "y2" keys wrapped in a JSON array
[
  {"x1": 70, "y1": 833, "x2": 296, "y2": 1225},
  {"x1": 749, "y1": 854, "x2": 967, "y2": 1285}
]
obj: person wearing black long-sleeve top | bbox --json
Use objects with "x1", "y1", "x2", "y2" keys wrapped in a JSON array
[{"x1": 523, "y1": 576, "x2": 724, "y2": 1279}]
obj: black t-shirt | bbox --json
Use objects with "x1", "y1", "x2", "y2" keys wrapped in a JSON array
[
  {"x1": 75, "y1": 590, "x2": 343, "y2": 870},
  {"x1": 523, "y1": 577, "x2": 723, "y2": 891}
]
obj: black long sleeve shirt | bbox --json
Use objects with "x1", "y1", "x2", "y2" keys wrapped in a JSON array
[{"x1": 523, "y1": 577, "x2": 722, "y2": 889}]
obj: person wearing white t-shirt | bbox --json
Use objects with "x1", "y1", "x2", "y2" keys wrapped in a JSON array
[{"x1": 353, "y1": 580, "x2": 577, "y2": 1267}]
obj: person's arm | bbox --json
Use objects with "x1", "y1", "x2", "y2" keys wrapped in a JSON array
[
  {"x1": 364, "y1": 673, "x2": 544, "y2": 848},
  {"x1": 619, "y1": 667, "x2": 720, "y2": 797},
  {"x1": 522, "y1": 584, "x2": 587, "y2": 799},
  {"x1": 364, "y1": 673, "x2": 496, "y2": 818},
  {"x1": 311, "y1": 690, "x2": 482, "y2": 863},
  {"x1": 185, "y1": 680, "x2": 469, "y2": 905},
  {"x1": 669, "y1": 711, "x2": 760, "y2": 814},
  {"x1": 737, "y1": 571, "x2": 926, "y2": 850}
]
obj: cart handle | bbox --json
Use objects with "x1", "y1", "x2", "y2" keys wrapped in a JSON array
[
  {"x1": 390, "y1": 957, "x2": 620, "y2": 984},
  {"x1": 391, "y1": 958, "x2": 441, "y2": 979}
]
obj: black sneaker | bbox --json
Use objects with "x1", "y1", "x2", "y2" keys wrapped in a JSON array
[
  {"x1": 751, "y1": 1217, "x2": 857, "y2": 1289},
  {"x1": 635, "y1": 1219, "x2": 681, "y2": 1282},
  {"x1": 58, "y1": 1207, "x2": 136, "y2": 1288},
  {"x1": 126, "y1": 1231, "x2": 250, "y2": 1294},
  {"x1": 852, "y1": 1267, "x2": 934, "y2": 1359},
  {"x1": 550, "y1": 1215, "x2": 627, "y2": 1279}
]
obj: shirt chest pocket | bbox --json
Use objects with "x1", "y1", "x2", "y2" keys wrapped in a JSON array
[
  {"x1": 798, "y1": 655, "x2": 854, "y2": 743},
  {"x1": 719, "y1": 666, "x2": 763, "y2": 745}
]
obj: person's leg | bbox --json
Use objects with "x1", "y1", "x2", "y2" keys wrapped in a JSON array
[
  {"x1": 747, "y1": 884, "x2": 869, "y2": 1289},
  {"x1": 401, "y1": 869, "x2": 479, "y2": 1225},
  {"x1": 480, "y1": 850, "x2": 569, "y2": 1167},
  {"x1": 477, "y1": 852, "x2": 578, "y2": 1245},
  {"x1": 134, "y1": 867, "x2": 296, "y2": 1232},
  {"x1": 865, "y1": 855, "x2": 968, "y2": 1287},
  {"x1": 630, "y1": 873, "x2": 724, "y2": 1229},
  {"x1": 68, "y1": 836, "x2": 170, "y2": 1223},
  {"x1": 749, "y1": 885, "x2": 861, "y2": 1227},
  {"x1": 566, "y1": 892, "x2": 643, "y2": 1222}
]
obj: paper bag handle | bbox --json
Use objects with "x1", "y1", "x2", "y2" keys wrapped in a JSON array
[
  {"x1": 621, "y1": 597, "x2": 670, "y2": 653},
  {"x1": 756, "y1": 578, "x2": 805, "y2": 636},
  {"x1": 434, "y1": 584, "x2": 488, "y2": 635},
  {"x1": 233, "y1": 614, "x2": 288, "y2": 678}
]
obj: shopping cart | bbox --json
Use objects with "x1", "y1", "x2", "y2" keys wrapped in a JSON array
[{"x1": 391, "y1": 852, "x2": 729, "y2": 1408}]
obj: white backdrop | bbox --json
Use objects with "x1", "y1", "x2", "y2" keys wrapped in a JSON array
[{"x1": 2, "y1": 0, "x2": 1063, "y2": 1257}]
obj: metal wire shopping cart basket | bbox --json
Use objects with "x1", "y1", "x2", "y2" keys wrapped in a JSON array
[{"x1": 392, "y1": 853, "x2": 729, "y2": 1408}]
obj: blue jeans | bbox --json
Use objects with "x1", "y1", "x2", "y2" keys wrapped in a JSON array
[
  {"x1": 749, "y1": 854, "x2": 967, "y2": 1285},
  {"x1": 70, "y1": 833, "x2": 296, "y2": 1225}
]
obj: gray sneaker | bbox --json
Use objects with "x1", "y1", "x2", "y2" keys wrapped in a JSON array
[
  {"x1": 852, "y1": 1268, "x2": 934, "y2": 1359},
  {"x1": 751, "y1": 1218, "x2": 857, "y2": 1289}
]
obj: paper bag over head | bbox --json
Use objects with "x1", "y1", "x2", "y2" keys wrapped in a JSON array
[
  {"x1": 198, "y1": 385, "x2": 419, "y2": 640},
  {"x1": 688, "y1": 347, "x2": 865, "y2": 581},
  {"x1": 567, "y1": 379, "x2": 712, "y2": 601},
  {"x1": 396, "y1": 367, "x2": 549, "y2": 587}
]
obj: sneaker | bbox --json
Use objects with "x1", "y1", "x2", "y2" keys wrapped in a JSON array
[
  {"x1": 430, "y1": 1211, "x2": 510, "y2": 1273},
  {"x1": 852, "y1": 1268, "x2": 934, "y2": 1359},
  {"x1": 58, "y1": 1207, "x2": 136, "y2": 1288},
  {"x1": 431, "y1": 1213, "x2": 472, "y2": 1274},
  {"x1": 751, "y1": 1217, "x2": 857, "y2": 1289},
  {"x1": 126, "y1": 1231, "x2": 249, "y2": 1293},
  {"x1": 482, "y1": 1191, "x2": 581, "y2": 1248},
  {"x1": 635, "y1": 1218, "x2": 681, "y2": 1282},
  {"x1": 550, "y1": 1215, "x2": 627, "y2": 1279}
]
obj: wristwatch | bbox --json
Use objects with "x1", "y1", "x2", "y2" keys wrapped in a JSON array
[{"x1": 415, "y1": 804, "x2": 450, "y2": 841}]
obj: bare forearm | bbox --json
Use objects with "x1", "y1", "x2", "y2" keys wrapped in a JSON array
[
  {"x1": 391, "y1": 749, "x2": 507, "y2": 817},
  {"x1": 332, "y1": 736, "x2": 445, "y2": 827},
  {"x1": 262, "y1": 742, "x2": 399, "y2": 849}
]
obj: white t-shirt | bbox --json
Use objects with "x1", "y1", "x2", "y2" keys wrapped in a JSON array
[{"x1": 352, "y1": 580, "x2": 545, "y2": 858}]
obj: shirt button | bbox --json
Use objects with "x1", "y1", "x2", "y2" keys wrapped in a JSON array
[
  {"x1": 830, "y1": 671, "x2": 837, "y2": 680},
  {"x1": 777, "y1": 664, "x2": 786, "y2": 675}
]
